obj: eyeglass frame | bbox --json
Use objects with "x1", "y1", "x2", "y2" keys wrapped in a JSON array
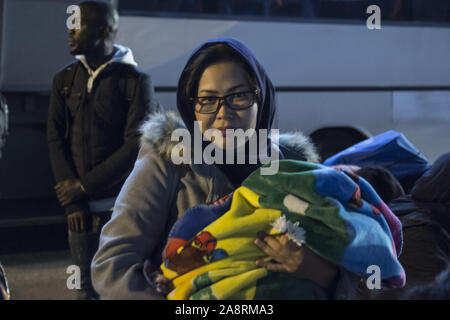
[{"x1": 190, "y1": 89, "x2": 260, "y2": 114}]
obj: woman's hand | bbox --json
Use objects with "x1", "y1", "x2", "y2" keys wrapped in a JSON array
[
  {"x1": 143, "y1": 260, "x2": 173, "y2": 297},
  {"x1": 254, "y1": 231, "x2": 338, "y2": 289}
]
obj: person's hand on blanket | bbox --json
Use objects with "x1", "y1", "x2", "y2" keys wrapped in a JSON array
[
  {"x1": 143, "y1": 259, "x2": 173, "y2": 297},
  {"x1": 254, "y1": 231, "x2": 338, "y2": 290}
]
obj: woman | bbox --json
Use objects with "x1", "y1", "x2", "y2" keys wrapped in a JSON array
[{"x1": 91, "y1": 38, "x2": 355, "y2": 299}]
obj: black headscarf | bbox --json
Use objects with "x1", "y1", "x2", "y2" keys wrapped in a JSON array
[
  {"x1": 176, "y1": 38, "x2": 277, "y2": 186},
  {"x1": 177, "y1": 38, "x2": 276, "y2": 137}
]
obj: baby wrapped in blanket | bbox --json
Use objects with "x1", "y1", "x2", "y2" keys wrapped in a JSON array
[{"x1": 148, "y1": 160, "x2": 406, "y2": 300}]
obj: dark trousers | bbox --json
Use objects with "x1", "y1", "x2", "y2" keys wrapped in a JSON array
[{"x1": 68, "y1": 211, "x2": 111, "y2": 300}]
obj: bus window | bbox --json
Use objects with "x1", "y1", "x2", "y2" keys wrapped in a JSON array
[{"x1": 118, "y1": 0, "x2": 450, "y2": 25}]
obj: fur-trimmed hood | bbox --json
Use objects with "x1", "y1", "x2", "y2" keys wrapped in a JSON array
[{"x1": 139, "y1": 112, "x2": 320, "y2": 164}]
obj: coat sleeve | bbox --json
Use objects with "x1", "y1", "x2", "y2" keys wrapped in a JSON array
[
  {"x1": 47, "y1": 75, "x2": 78, "y2": 183},
  {"x1": 47, "y1": 74, "x2": 86, "y2": 214},
  {"x1": 91, "y1": 146, "x2": 177, "y2": 299},
  {"x1": 80, "y1": 73, "x2": 160, "y2": 198}
]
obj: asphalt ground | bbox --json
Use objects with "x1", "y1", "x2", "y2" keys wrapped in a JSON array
[
  {"x1": 1, "y1": 249, "x2": 77, "y2": 300},
  {"x1": 0, "y1": 218, "x2": 77, "y2": 300}
]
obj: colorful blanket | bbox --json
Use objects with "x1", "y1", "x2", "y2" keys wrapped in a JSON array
[{"x1": 159, "y1": 160, "x2": 406, "y2": 300}]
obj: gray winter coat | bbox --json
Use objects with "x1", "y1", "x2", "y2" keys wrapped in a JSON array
[{"x1": 91, "y1": 112, "x2": 356, "y2": 299}]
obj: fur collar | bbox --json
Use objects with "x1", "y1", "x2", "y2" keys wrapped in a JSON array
[{"x1": 139, "y1": 112, "x2": 320, "y2": 164}]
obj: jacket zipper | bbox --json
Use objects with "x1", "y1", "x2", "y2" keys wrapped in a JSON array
[{"x1": 82, "y1": 90, "x2": 91, "y2": 177}]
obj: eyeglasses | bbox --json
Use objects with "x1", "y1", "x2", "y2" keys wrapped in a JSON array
[{"x1": 190, "y1": 89, "x2": 260, "y2": 114}]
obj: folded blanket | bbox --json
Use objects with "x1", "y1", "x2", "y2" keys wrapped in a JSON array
[{"x1": 159, "y1": 160, "x2": 406, "y2": 300}]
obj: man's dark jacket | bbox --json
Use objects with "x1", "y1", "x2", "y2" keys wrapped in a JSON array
[{"x1": 47, "y1": 51, "x2": 159, "y2": 214}]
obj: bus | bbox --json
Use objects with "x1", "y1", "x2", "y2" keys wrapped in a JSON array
[{"x1": 0, "y1": 0, "x2": 449, "y2": 225}]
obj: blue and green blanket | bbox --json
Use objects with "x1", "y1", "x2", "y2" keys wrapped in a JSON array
[{"x1": 158, "y1": 160, "x2": 405, "y2": 300}]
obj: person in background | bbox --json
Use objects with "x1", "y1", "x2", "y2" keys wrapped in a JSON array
[
  {"x1": 47, "y1": 1, "x2": 160, "y2": 299},
  {"x1": 401, "y1": 268, "x2": 450, "y2": 300},
  {"x1": 355, "y1": 166, "x2": 405, "y2": 204},
  {"x1": 0, "y1": 93, "x2": 11, "y2": 300},
  {"x1": 357, "y1": 153, "x2": 450, "y2": 299}
]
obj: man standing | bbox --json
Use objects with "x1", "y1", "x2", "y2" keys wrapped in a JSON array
[{"x1": 47, "y1": 1, "x2": 160, "y2": 299}]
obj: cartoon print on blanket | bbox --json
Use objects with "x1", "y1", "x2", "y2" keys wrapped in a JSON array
[
  {"x1": 166, "y1": 231, "x2": 229, "y2": 275},
  {"x1": 150, "y1": 160, "x2": 406, "y2": 300}
]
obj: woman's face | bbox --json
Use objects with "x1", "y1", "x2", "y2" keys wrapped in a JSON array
[{"x1": 194, "y1": 61, "x2": 258, "y2": 149}]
